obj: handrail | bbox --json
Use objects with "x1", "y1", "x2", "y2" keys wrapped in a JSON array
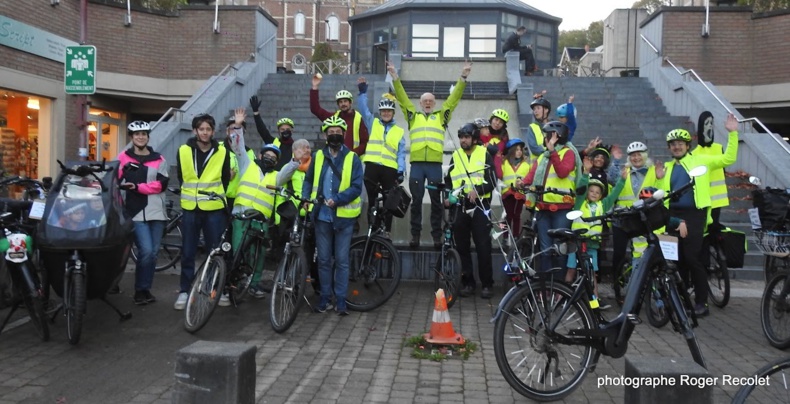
[
  {"x1": 257, "y1": 34, "x2": 277, "y2": 52},
  {"x1": 150, "y1": 107, "x2": 184, "y2": 131},
  {"x1": 640, "y1": 34, "x2": 660, "y2": 55}
]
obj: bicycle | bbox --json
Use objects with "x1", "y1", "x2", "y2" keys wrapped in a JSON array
[
  {"x1": 346, "y1": 186, "x2": 401, "y2": 312},
  {"x1": 425, "y1": 183, "x2": 464, "y2": 309},
  {"x1": 130, "y1": 187, "x2": 183, "y2": 272},
  {"x1": 703, "y1": 229, "x2": 731, "y2": 308},
  {"x1": 491, "y1": 166, "x2": 708, "y2": 402},
  {"x1": 184, "y1": 191, "x2": 268, "y2": 333},
  {"x1": 515, "y1": 186, "x2": 576, "y2": 274},
  {"x1": 732, "y1": 356, "x2": 790, "y2": 403}
]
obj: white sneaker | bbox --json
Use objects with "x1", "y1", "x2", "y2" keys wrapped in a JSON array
[
  {"x1": 218, "y1": 293, "x2": 231, "y2": 307},
  {"x1": 173, "y1": 292, "x2": 188, "y2": 310}
]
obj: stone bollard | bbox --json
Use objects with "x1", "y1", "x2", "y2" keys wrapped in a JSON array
[
  {"x1": 624, "y1": 357, "x2": 713, "y2": 404},
  {"x1": 172, "y1": 341, "x2": 257, "y2": 404}
]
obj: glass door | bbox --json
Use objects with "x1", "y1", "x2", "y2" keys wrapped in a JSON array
[{"x1": 87, "y1": 109, "x2": 122, "y2": 162}]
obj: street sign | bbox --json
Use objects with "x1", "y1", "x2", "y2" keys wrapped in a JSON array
[{"x1": 65, "y1": 45, "x2": 96, "y2": 94}]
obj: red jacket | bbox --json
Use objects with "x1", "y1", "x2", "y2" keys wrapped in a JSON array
[
  {"x1": 310, "y1": 89, "x2": 369, "y2": 155},
  {"x1": 523, "y1": 148, "x2": 576, "y2": 210}
]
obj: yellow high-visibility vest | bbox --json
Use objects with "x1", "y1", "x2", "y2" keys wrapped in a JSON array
[
  {"x1": 363, "y1": 119, "x2": 404, "y2": 169},
  {"x1": 310, "y1": 150, "x2": 362, "y2": 218},
  {"x1": 529, "y1": 123, "x2": 545, "y2": 158},
  {"x1": 537, "y1": 148, "x2": 575, "y2": 204},
  {"x1": 449, "y1": 146, "x2": 491, "y2": 198},
  {"x1": 179, "y1": 145, "x2": 227, "y2": 211},
  {"x1": 617, "y1": 166, "x2": 657, "y2": 208},
  {"x1": 334, "y1": 111, "x2": 362, "y2": 150},
  {"x1": 693, "y1": 143, "x2": 728, "y2": 208},
  {"x1": 502, "y1": 159, "x2": 531, "y2": 195},
  {"x1": 234, "y1": 167, "x2": 276, "y2": 219},
  {"x1": 409, "y1": 112, "x2": 445, "y2": 163}
]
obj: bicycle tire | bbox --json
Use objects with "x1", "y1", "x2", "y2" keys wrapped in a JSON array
[
  {"x1": 494, "y1": 281, "x2": 595, "y2": 401},
  {"x1": 666, "y1": 278, "x2": 706, "y2": 368},
  {"x1": 646, "y1": 278, "x2": 670, "y2": 328},
  {"x1": 270, "y1": 247, "x2": 308, "y2": 333},
  {"x1": 761, "y1": 272, "x2": 790, "y2": 349},
  {"x1": 732, "y1": 356, "x2": 790, "y2": 404},
  {"x1": 346, "y1": 235, "x2": 402, "y2": 312},
  {"x1": 131, "y1": 222, "x2": 183, "y2": 272},
  {"x1": 228, "y1": 234, "x2": 261, "y2": 305},
  {"x1": 19, "y1": 273, "x2": 49, "y2": 342},
  {"x1": 434, "y1": 248, "x2": 462, "y2": 309},
  {"x1": 764, "y1": 256, "x2": 789, "y2": 284},
  {"x1": 184, "y1": 256, "x2": 226, "y2": 333},
  {"x1": 706, "y1": 245, "x2": 730, "y2": 308},
  {"x1": 614, "y1": 259, "x2": 632, "y2": 305},
  {"x1": 66, "y1": 271, "x2": 86, "y2": 345}
]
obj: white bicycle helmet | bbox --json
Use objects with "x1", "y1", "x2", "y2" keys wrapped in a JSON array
[
  {"x1": 127, "y1": 120, "x2": 151, "y2": 134},
  {"x1": 626, "y1": 141, "x2": 647, "y2": 154}
]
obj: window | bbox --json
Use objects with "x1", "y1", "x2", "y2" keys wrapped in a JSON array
[
  {"x1": 411, "y1": 24, "x2": 439, "y2": 57},
  {"x1": 469, "y1": 24, "x2": 496, "y2": 58},
  {"x1": 443, "y1": 27, "x2": 465, "y2": 58},
  {"x1": 326, "y1": 15, "x2": 340, "y2": 41},
  {"x1": 294, "y1": 12, "x2": 305, "y2": 37}
]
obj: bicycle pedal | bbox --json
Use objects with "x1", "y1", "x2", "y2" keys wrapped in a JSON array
[{"x1": 626, "y1": 314, "x2": 642, "y2": 325}]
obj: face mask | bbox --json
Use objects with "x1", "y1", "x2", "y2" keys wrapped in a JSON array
[
  {"x1": 262, "y1": 157, "x2": 277, "y2": 169},
  {"x1": 327, "y1": 134, "x2": 343, "y2": 149},
  {"x1": 280, "y1": 130, "x2": 292, "y2": 139}
]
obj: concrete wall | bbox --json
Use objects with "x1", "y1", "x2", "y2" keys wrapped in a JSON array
[
  {"x1": 603, "y1": 8, "x2": 648, "y2": 77},
  {"x1": 400, "y1": 58, "x2": 506, "y2": 82}
]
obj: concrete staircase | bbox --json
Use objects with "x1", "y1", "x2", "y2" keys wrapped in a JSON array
[{"x1": 720, "y1": 173, "x2": 764, "y2": 280}]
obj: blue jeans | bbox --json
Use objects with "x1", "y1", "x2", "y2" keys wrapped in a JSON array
[
  {"x1": 133, "y1": 220, "x2": 166, "y2": 292},
  {"x1": 408, "y1": 162, "x2": 443, "y2": 239},
  {"x1": 179, "y1": 209, "x2": 227, "y2": 293},
  {"x1": 535, "y1": 209, "x2": 572, "y2": 279},
  {"x1": 314, "y1": 218, "x2": 355, "y2": 311}
]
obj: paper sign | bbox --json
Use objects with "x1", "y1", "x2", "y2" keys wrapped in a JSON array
[
  {"x1": 658, "y1": 235, "x2": 679, "y2": 261},
  {"x1": 748, "y1": 208, "x2": 762, "y2": 230},
  {"x1": 28, "y1": 200, "x2": 46, "y2": 220}
]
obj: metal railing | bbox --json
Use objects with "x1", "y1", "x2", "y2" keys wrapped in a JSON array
[
  {"x1": 308, "y1": 59, "x2": 356, "y2": 75},
  {"x1": 150, "y1": 107, "x2": 184, "y2": 131}
]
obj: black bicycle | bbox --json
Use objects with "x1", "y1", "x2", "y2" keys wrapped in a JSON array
[
  {"x1": 515, "y1": 186, "x2": 576, "y2": 273},
  {"x1": 704, "y1": 230, "x2": 731, "y2": 308},
  {"x1": 732, "y1": 356, "x2": 790, "y2": 403},
  {"x1": 492, "y1": 166, "x2": 708, "y2": 402},
  {"x1": 426, "y1": 183, "x2": 464, "y2": 309},
  {"x1": 760, "y1": 250, "x2": 790, "y2": 349}
]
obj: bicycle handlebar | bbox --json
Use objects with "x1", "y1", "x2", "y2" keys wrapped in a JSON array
[
  {"x1": 580, "y1": 179, "x2": 696, "y2": 223},
  {"x1": 266, "y1": 185, "x2": 317, "y2": 206},
  {"x1": 523, "y1": 186, "x2": 574, "y2": 197}
]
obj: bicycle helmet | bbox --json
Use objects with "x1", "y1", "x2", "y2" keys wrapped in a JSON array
[
  {"x1": 276, "y1": 117, "x2": 294, "y2": 128},
  {"x1": 541, "y1": 121, "x2": 569, "y2": 144},
  {"x1": 457, "y1": 123, "x2": 480, "y2": 140},
  {"x1": 626, "y1": 141, "x2": 648, "y2": 154},
  {"x1": 378, "y1": 98, "x2": 396, "y2": 110},
  {"x1": 587, "y1": 179, "x2": 606, "y2": 193},
  {"x1": 505, "y1": 138, "x2": 525, "y2": 153},
  {"x1": 335, "y1": 90, "x2": 353, "y2": 102},
  {"x1": 638, "y1": 187, "x2": 659, "y2": 200},
  {"x1": 474, "y1": 117, "x2": 490, "y2": 129},
  {"x1": 530, "y1": 97, "x2": 552, "y2": 113},
  {"x1": 127, "y1": 120, "x2": 150, "y2": 134},
  {"x1": 261, "y1": 143, "x2": 281, "y2": 158},
  {"x1": 322, "y1": 116, "x2": 347, "y2": 132},
  {"x1": 490, "y1": 109, "x2": 510, "y2": 124},
  {"x1": 557, "y1": 103, "x2": 576, "y2": 118},
  {"x1": 666, "y1": 128, "x2": 692, "y2": 143}
]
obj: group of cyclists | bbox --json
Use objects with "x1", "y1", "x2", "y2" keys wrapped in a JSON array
[{"x1": 118, "y1": 60, "x2": 739, "y2": 317}]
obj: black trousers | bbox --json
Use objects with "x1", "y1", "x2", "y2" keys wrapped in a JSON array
[
  {"x1": 454, "y1": 205, "x2": 493, "y2": 288},
  {"x1": 670, "y1": 208, "x2": 709, "y2": 305},
  {"x1": 364, "y1": 163, "x2": 398, "y2": 231}
]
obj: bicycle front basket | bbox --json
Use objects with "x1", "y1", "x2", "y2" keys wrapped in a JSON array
[{"x1": 614, "y1": 204, "x2": 669, "y2": 238}]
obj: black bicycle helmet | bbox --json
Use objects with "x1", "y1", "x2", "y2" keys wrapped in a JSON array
[
  {"x1": 457, "y1": 123, "x2": 480, "y2": 140},
  {"x1": 530, "y1": 97, "x2": 552, "y2": 113},
  {"x1": 542, "y1": 121, "x2": 569, "y2": 145}
]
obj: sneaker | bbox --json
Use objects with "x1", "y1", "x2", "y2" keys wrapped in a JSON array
[
  {"x1": 173, "y1": 292, "x2": 188, "y2": 310},
  {"x1": 315, "y1": 302, "x2": 334, "y2": 313},
  {"x1": 460, "y1": 285, "x2": 475, "y2": 297},
  {"x1": 481, "y1": 287, "x2": 492, "y2": 299},
  {"x1": 694, "y1": 303, "x2": 709, "y2": 317},
  {"x1": 410, "y1": 235, "x2": 420, "y2": 248},
  {"x1": 248, "y1": 286, "x2": 266, "y2": 299},
  {"x1": 133, "y1": 291, "x2": 148, "y2": 305},
  {"x1": 598, "y1": 298, "x2": 612, "y2": 310},
  {"x1": 433, "y1": 236, "x2": 442, "y2": 250},
  {"x1": 219, "y1": 293, "x2": 231, "y2": 307},
  {"x1": 143, "y1": 291, "x2": 156, "y2": 303},
  {"x1": 336, "y1": 301, "x2": 349, "y2": 316}
]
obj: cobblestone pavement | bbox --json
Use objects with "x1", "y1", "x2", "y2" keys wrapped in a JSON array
[{"x1": 0, "y1": 272, "x2": 782, "y2": 404}]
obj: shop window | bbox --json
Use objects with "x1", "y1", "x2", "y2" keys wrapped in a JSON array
[
  {"x1": 0, "y1": 90, "x2": 41, "y2": 181},
  {"x1": 294, "y1": 12, "x2": 305, "y2": 37},
  {"x1": 326, "y1": 15, "x2": 340, "y2": 41}
]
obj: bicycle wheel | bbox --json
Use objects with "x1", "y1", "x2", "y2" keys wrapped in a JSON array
[
  {"x1": 66, "y1": 271, "x2": 86, "y2": 345},
  {"x1": 270, "y1": 247, "x2": 308, "y2": 333},
  {"x1": 666, "y1": 278, "x2": 706, "y2": 368},
  {"x1": 228, "y1": 235, "x2": 261, "y2": 304},
  {"x1": 646, "y1": 278, "x2": 670, "y2": 328},
  {"x1": 494, "y1": 281, "x2": 595, "y2": 401},
  {"x1": 347, "y1": 236, "x2": 401, "y2": 312},
  {"x1": 19, "y1": 268, "x2": 49, "y2": 342},
  {"x1": 434, "y1": 248, "x2": 462, "y2": 309},
  {"x1": 706, "y1": 245, "x2": 730, "y2": 308},
  {"x1": 732, "y1": 356, "x2": 790, "y2": 404},
  {"x1": 131, "y1": 222, "x2": 183, "y2": 272},
  {"x1": 765, "y1": 256, "x2": 789, "y2": 284},
  {"x1": 614, "y1": 260, "x2": 632, "y2": 305},
  {"x1": 184, "y1": 256, "x2": 226, "y2": 333},
  {"x1": 761, "y1": 272, "x2": 790, "y2": 349}
]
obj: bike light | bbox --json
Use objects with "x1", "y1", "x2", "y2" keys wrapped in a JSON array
[
  {"x1": 562, "y1": 195, "x2": 574, "y2": 204},
  {"x1": 221, "y1": 242, "x2": 232, "y2": 252}
]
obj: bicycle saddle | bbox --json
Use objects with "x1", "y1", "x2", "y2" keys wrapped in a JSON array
[{"x1": 547, "y1": 228, "x2": 587, "y2": 240}]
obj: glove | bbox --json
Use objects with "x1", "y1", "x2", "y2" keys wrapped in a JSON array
[
  {"x1": 249, "y1": 95, "x2": 261, "y2": 112},
  {"x1": 397, "y1": 172, "x2": 404, "y2": 184},
  {"x1": 358, "y1": 81, "x2": 368, "y2": 95},
  {"x1": 486, "y1": 144, "x2": 499, "y2": 156}
]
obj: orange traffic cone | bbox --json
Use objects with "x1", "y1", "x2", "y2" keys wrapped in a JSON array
[{"x1": 424, "y1": 289, "x2": 465, "y2": 345}]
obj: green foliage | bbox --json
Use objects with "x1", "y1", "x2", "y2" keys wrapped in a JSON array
[
  {"x1": 738, "y1": 0, "x2": 790, "y2": 11},
  {"x1": 130, "y1": 0, "x2": 187, "y2": 11},
  {"x1": 558, "y1": 20, "x2": 603, "y2": 57},
  {"x1": 403, "y1": 335, "x2": 478, "y2": 361},
  {"x1": 310, "y1": 43, "x2": 344, "y2": 63},
  {"x1": 631, "y1": 0, "x2": 670, "y2": 13}
]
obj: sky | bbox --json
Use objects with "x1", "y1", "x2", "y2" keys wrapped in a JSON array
[{"x1": 524, "y1": 0, "x2": 640, "y2": 31}]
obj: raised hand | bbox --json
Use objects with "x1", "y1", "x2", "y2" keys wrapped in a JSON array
[
  {"x1": 386, "y1": 60, "x2": 398, "y2": 80},
  {"x1": 611, "y1": 144, "x2": 623, "y2": 160},
  {"x1": 583, "y1": 157, "x2": 593, "y2": 173},
  {"x1": 621, "y1": 167, "x2": 628, "y2": 180},
  {"x1": 725, "y1": 113, "x2": 739, "y2": 132},
  {"x1": 568, "y1": 95, "x2": 575, "y2": 103},
  {"x1": 311, "y1": 73, "x2": 322, "y2": 89},
  {"x1": 462, "y1": 60, "x2": 472, "y2": 77},
  {"x1": 654, "y1": 160, "x2": 666, "y2": 179},
  {"x1": 234, "y1": 107, "x2": 246, "y2": 127},
  {"x1": 249, "y1": 95, "x2": 261, "y2": 113}
]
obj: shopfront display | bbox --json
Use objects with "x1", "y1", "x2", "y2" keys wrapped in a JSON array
[{"x1": 0, "y1": 90, "x2": 41, "y2": 180}]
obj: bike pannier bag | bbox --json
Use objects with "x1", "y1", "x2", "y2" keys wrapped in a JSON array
[
  {"x1": 751, "y1": 188, "x2": 790, "y2": 231},
  {"x1": 385, "y1": 186, "x2": 411, "y2": 218},
  {"x1": 721, "y1": 229, "x2": 747, "y2": 268},
  {"x1": 613, "y1": 204, "x2": 670, "y2": 239}
]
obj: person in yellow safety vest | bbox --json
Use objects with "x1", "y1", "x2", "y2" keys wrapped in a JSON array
[
  {"x1": 173, "y1": 113, "x2": 232, "y2": 310},
  {"x1": 388, "y1": 59, "x2": 473, "y2": 249},
  {"x1": 222, "y1": 115, "x2": 257, "y2": 208},
  {"x1": 500, "y1": 138, "x2": 531, "y2": 240},
  {"x1": 302, "y1": 116, "x2": 363, "y2": 316},
  {"x1": 565, "y1": 173, "x2": 627, "y2": 310},
  {"x1": 356, "y1": 77, "x2": 407, "y2": 238},
  {"x1": 524, "y1": 94, "x2": 551, "y2": 159},
  {"x1": 250, "y1": 94, "x2": 297, "y2": 170},
  {"x1": 522, "y1": 121, "x2": 579, "y2": 279},
  {"x1": 692, "y1": 111, "x2": 729, "y2": 233},
  {"x1": 655, "y1": 113, "x2": 740, "y2": 318},
  {"x1": 310, "y1": 76, "x2": 369, "y2": 156},
  {"x1": 445, "y1": 123, "x2": 497, "y2": 299},
  {"x1": 481, "y1": 109, "x2": 511, "y2": 179}
]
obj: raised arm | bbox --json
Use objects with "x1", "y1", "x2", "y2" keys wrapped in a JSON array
[
  {"x1": 310, "y1": 75, "x2": 334, "y2": 121},
  {"x1": 250, "y1": 96, "x2": 275, "y2": 143}
]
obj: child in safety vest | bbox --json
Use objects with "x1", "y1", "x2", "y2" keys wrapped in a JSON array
[{"x1": 501, "y1": 138, "x2": 530, "y2": 240}]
